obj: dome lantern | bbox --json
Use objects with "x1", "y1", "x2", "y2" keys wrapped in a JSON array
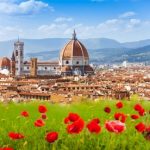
[{"x1": 72, "y1": 30, "x2": 77, "y2": 40}]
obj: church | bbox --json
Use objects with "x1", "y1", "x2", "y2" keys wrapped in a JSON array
[{"x1": 0, "y1": 31, "x2": 94, "y2": 77}]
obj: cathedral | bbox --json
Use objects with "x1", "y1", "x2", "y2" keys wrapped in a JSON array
[
  {"x1": 59, "y1": 30, "x2": 93, "y2": 75},
  {"x1": 0, "y1": 31, "x2": 94, "y2": 77}
]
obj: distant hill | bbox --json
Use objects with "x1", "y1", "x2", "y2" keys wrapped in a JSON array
[
  {"x1": 122, "y1": 39, "x2": 150, "y2": 49},
  {"x1": 125, "y1": 45, "x2": 150, "y2": 62},
  {"x1": 0, "y1": 38, "x2": 123, "y2": 57},
  {"x1": 1, "y1": 38, "x2": 150, "y2": 64}
]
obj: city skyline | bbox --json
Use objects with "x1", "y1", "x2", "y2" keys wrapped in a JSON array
[{"x1": 0, "y1": 0, "x2": 150, "y2": 42}]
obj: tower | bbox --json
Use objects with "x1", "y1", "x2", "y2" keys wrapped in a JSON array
[
  {"x1": 10, "y1": 52, "x2": 16, "y2": 76},
  {"x1": 30, "y1": 58, "x2": 37, "y2": 77},
  {"x1": 14, "y1": 38, "x2": 24, "y2": 76}
]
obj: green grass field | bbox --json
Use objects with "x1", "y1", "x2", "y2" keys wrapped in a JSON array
[{"x1": 0, "y1": 98, "x2": 150, "y2": 150}]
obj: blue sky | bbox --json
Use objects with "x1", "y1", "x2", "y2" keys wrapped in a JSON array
[{"x1": 0, "y1": 0, "x2": 150, "y2": 42}]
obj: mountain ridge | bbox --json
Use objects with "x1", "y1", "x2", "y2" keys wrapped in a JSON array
[{"x1": 0, "y1": 38, "x2": 150, "y2": 64}]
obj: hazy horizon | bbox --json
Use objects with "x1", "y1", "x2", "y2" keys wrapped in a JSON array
[{"x1": 1, "y1": 36, "x2": 150, "y2": 43}]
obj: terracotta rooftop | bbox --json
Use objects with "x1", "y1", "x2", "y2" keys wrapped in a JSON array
[{"x1": 60, "y1": 36, "x2": 89, "y2": 59}]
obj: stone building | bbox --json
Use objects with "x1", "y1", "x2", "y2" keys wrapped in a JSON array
[
  {"x1": 2, "y1": 30, "x2": 94, "y2": 77},
  {"x1": 23, "y1": 60, "x2": 59, "y2": 76}
]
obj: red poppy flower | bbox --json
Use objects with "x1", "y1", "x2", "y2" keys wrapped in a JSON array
[
  {"x1": 131, "y1": 114, "x2": 139, "y2": 120},
  {"x1": 91, "y1": 118, "x2": 100, "y2": 124},
  {"x1": 64, "y1": 113, "x2": 80, "y2": 124},
  {"x1": 8, "y1": 132, "x2": 24, "y2": 140},
  {"x1": 104, "y1": 107, "x2": 111, "y2": 113},
  {"x1": 105, "y1": 120, "x2": 126, "y2": 133},
  {"x1": 67, "y1": 118, "x2": 84, "y2": 134},
  {"x1": 41, "y1": 114, "x2": 47, "y2": 120},
  {"x1": 114, "y1": 113, "x2": 127, "y2": 123},
  {"x1": 134, "y1": 104, "x2": 145, "y2": 116},
  {"x1": 138, "y1": 108, "x2": 145, "y2": 116},
  {"x1": 116, "y1": 101, "x2": 123, "y2": 109},
  {"x1": 21, "y1": 111, "x2": 29, "y2": 117},
  {"x1": 38, "y1": 105, "x2": 47, "y2": 113},
  {"x1": 87, "y1": 119, "x2": 101, "y2": 134},
  {"x1": 45, "y1": 132, "x2": 58, "y2": 143},
  {"x1": 0, "y1": 148, "x2": 14, "y2": 150},
  {"x1": 135, "y1": 122, "x2": 146, "y2": 132},
  {"x1": 134, "y1": 104, "x2": 143, "y2": 111},
  {"x1": 34, "y1": 119, "x2": 45, "y2": 127},
  {"x1": 64, "y1": 117, "x2": 70, "y2": 124},
  {"x1": 68, "y1": 113, "x2": 80, "y2": 122}
]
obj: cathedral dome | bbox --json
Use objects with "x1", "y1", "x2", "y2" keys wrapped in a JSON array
[
  {"x1": 0, "y1": 57, "x2": 10, "y2": 69},
  {"x1": 60, "y1": 30, "x2": 89, "y2": 60}
]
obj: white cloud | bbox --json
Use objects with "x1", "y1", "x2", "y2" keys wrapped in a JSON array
[
  {"x1": 0, "y1": 26, "x2": 23, "y2": 41},
  {"x1": 119, "y1": 11, "x2": 136, "y2": 18},
  {"x1": 54, "y1": 17, "x2": 73, "y2": 23},
  {"x1": 125, "y1": 19, "x2": 141, "y2": 31},
  {"x1": 0, "y1": 0, "x2": 52, "y2": 15},
  {"x1": 38, "y1": 23, "x2": 69, "y2": 37},
  {"x1": 0, "y1": 11, "x2": 150, "y2": 42},
  {"x1": 37, "y1": 12, "x2": 150, "y2": 42}
]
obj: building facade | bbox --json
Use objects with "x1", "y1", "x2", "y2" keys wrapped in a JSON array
[
  {"x1": 1, "y1": 31, "x2": 93, "y2": 77},
  {"x1": 23, "y1": 60, "x2": 59, "y2": 76}
]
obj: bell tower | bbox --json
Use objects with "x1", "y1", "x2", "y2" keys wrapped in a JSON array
[{"x1": 14, "y1": 38, "x2": 24, "y2": 76}]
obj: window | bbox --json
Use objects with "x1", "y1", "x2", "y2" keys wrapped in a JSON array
[
  {"x1": 20, "y1": 51, "x2": 23, "y2": 56},
  {"x1": 27, "y1": 67, "x2": 29, "y2": 70},
  {"x1": 45, "y1": 67, "x2": 47, "y2": 70},
  {"x1": 76, "y1": 61, "x2": 79, "y2": 64},
  {"x1": 66, "y1": 61, "x2": 69, "y2": 64},
  {"x1": 16, "y1": 50, "x2": 18, "y2": 56}
]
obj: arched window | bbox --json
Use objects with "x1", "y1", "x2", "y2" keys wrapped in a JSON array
[
  {"x1": 16, "y1": 50, "x2": 18, "y2": 56},
  {"x1": 66, "y1": 61, "x2": 69, "y2": 64}
]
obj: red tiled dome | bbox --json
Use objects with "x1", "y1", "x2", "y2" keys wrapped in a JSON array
[
  {"x1": 60, "y1": 31, "x2": 89, "y2": 60},
  {"x1": 0, "y1": 57, "x2": 10, "y2": 68}
]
